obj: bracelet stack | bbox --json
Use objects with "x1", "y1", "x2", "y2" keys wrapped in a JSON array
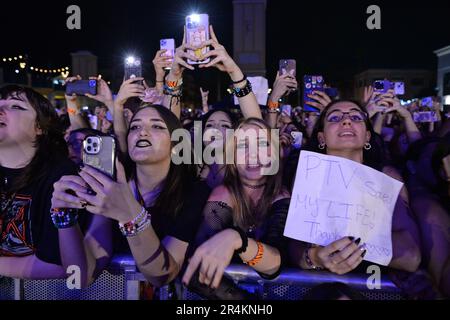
[
  {"x1": 51, "y1": 208, "x2": 79, "y2": 229},
  {"x1": 163, "y1": 79, "x2": 183, "y2": 97},
  {"x1": 119, "y1": 207, "x2": 151, "y2": 237},
  {"x1": 230, "y1": 78, "x2": 252, "y2": 98}
]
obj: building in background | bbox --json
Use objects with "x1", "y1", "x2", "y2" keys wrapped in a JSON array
[
  {"x1": 233, "y1": 0, "x2": 267, "y2": 77},
  {"x1": 71, "y1": 51, "x2": 98, "y2": 79},
  {"x1": 434, "y1": 45, "x2": 450, "y2": 106},
  {"x1": 353, "y1": 68, "x2": 435, "y2": 100}
]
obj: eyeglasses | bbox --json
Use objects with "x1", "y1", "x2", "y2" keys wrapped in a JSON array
[{"x1": 325, "y1": 111, "x2": 368, "y2": 123}]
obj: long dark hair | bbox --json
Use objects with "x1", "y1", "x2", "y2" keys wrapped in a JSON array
[
  {"x1": 126, "y1": 104, "x2": 197, "y2": 219},
  {"x1": 0, "y1": 85, "x2": 68, "y2": 193},
  {"x1": 308, "y1": 99, "x2": 385, "y2": 171}
]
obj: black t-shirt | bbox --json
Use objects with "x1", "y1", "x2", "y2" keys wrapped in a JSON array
[
  {"x1": 113, "y1": 179, "x2": 211, "y2": 253},
  {"x1": 0, "y1": 158, "x2": 87, "y2": 266}
]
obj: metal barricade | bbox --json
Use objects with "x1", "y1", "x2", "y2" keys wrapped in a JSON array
[{"x1": 0, "y1": 255, "x2": 404, "y2": 300}]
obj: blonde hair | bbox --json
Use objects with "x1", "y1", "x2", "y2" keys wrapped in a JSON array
[{"x1": 223, "y1": 118, "x2": 282, "y2": 229}]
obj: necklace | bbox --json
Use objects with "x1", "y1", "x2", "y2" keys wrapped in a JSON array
[{"x1": 242, "y1": 181, "x2": 266, "y2": 190}]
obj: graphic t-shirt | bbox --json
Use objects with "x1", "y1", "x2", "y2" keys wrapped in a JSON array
[{"x1": 0, "y1": 158, "x2": 86, "y2": 265}]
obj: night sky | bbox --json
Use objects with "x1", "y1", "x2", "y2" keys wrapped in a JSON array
[{"x1": 1, "y1": 0, "x2": 450, "y2": 100}]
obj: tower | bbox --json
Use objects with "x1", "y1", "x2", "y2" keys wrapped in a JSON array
[{"x1": 233, "y1": 0, "x2": 267, "y2": 77}]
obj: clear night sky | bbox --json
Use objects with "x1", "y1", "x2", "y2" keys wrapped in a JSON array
[{"x1": 1, "y1": 0, "x2": 450, "y2": 96}]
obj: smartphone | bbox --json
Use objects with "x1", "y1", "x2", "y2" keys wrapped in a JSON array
[
  {"x1": 412, "y1": 111, "x2": 439, "y2": 123},
  {"x1": 66, "y1": 80, "x2": 97, "y2": 96},
  {"x1": 186, "y1": 14, "x2": 210, "y2": 64},
  {"x1": 124, "y1": 56, "x2": 142, "y2": 83},
  {"x1": 279, "y1": 59, "x2": 296, "y2": 77},
  {"x1": 394, "y1": 82, "x2": 405, "y2": 95},
  {"x1": 281, "y1": 104, "x2": 292, "y2": 117},
  {"x1": 160, "y1": 38, "x2": 175, "y2": 70},
  {"x1": 303, "y1": 75, "x2": 324, "y2": 112},
  {"x1": 373, "y1": 80, "x2": 388, "y2": 93},
  {"x1": 82, "y1": 135, "x2": 116, "y2": 179},
  {"x1": 291, "y1": 131, "x2": 303, "y2": 150},
  {"x1": 420, "y1": 97, "x2": 434, "y2": 108}
]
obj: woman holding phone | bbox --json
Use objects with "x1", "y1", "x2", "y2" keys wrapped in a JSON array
[
  {"x1": 289, "y1": 100, "x2": 422, "y2": 275},
  {"x1": 166, "y1": 25, "x2": 263, "y2": 188},
  {"x1": 54, "y1": 104, "x2": 210, "y2": 288}
]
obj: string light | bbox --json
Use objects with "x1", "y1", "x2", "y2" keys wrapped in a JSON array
[{"x1": 1, "y1": 54, "x2": 70, "y2": 75}]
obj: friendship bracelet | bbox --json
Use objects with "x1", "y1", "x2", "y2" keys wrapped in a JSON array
[
  {"x1": 244, "y1": 241, "x2": 264, "y2": 267},
  {"x1": 67, "y1": 108, "x2": 78, "y2": 115},
  {"x1": 267, "y1": 100, "x2": 280, "y2": 109}
]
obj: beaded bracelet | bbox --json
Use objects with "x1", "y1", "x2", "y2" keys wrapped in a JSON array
[
  {"x1": 51, "y1": 208, "x2": 79, "y2": 229},
  {"x1": 119, "y1": 207, "x2": 151, "y2": 237},
  {"x1": 244, "y1": 241, "x2": 264, "y2": 267},
  {"x1": 305, "y1": 247, "x2": 324, "y2": 270}
]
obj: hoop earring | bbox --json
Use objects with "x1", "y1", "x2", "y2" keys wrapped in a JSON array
[
  {"x1": 318, "y1": 143, "x2": 326, "y2": 150},
  {"x1": 364, "y1": 142, "x2": 372, "y2": 150}
]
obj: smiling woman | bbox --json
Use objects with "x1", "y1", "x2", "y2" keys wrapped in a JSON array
[{"x1": 289, "y1": 100, "x2": 422, "y2": 276}]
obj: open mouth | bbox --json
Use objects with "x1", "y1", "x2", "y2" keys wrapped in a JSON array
[
  {"x1": 136, "y1": 139, "x2": 152, "y2": 148},
  {"x1": 338, "y1": 131, "x2": 356, "y2": 137},
  {"x1": 0, "y1": 121, "x2": 6, "y2": 127}
]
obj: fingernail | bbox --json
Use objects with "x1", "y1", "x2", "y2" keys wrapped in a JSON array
[
  {"x1": 354, "y1": 238, "x2": 361, "y2": 245},
  {"x1": 361, "y1": 250, "x2": 367, "y2": 258}
]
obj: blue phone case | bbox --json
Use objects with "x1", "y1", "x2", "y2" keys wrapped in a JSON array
[{"x1": 303, "y1": 75, "x2": 324, "y2": 112}]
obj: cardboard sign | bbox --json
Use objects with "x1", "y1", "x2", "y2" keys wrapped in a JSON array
[{"x1": 284, "y1": 151, "x2": 403, "y2": 266}]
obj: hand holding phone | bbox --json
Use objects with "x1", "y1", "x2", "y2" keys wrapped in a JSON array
[
  {"x1": 66, "y1": 79, "x2": 97, "y2": 96},
  {"x1": 303, "y1": 75, "x2": 325, "y2": 112},
  {"x1": 83, "y1": 135, "x2": 116, "y2": 179},
  {"x1": 186, "y1": 14, "x2": 210, "y2": 64},
  {"x1": 160, "y1": 39, "x2": 175, "y2": 70},
  {"x1": 124, "y1": 56, "x2": 142, "y2": 84},
  {"x1": 291, "y1": 131, "x2": 303, "y2": 150},
  {"x1": 279, "y1": 59, "x2": 296, "y2": 78}
]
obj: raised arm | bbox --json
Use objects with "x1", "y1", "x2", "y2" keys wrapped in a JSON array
[
  {"x1": 64, "y1": 75, "x2": 89, "y2": 130},
  {"x1": 199, "y1": 25, "x2": 262, "y2": 120},
  {"x1": 113, "y1": 78, "x2": 145, "y2": 154}
]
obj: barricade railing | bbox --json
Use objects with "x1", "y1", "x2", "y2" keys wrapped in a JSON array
[{"x1": 0, "y1": 254, "x2": 404, "y2": 300}]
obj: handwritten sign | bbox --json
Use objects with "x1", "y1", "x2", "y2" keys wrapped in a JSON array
[{"x1": 284, "y1": 151, "x2": 403, "y2": 266}]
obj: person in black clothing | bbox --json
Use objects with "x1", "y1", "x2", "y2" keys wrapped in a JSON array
[
  {"x1": 0, "y1": 85, "x2": 93, "y2": 283},
  {"x1": 182, "y1": 117, "x2": 290, "y2": 297},
  {"x1": 63, "y1": 104, "x2": 210, "y2": 288}
]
